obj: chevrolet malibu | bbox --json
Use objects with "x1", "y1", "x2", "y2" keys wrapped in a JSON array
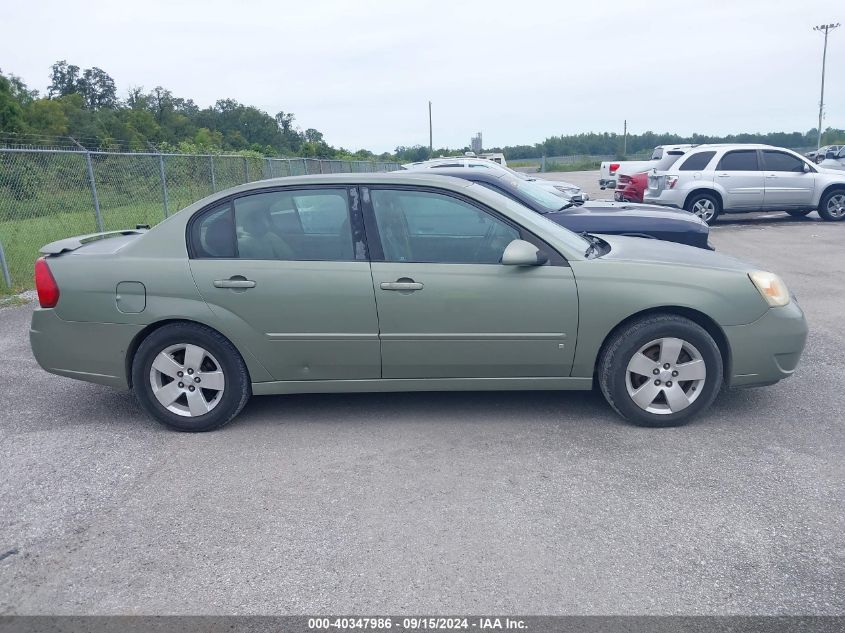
[{"x1": 30, "y1": 173, "x2": 808, "y2": 432}]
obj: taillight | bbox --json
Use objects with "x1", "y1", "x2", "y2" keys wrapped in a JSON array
[
  {"x1": 34, "y1": 257, "x2": 60, "y2": 308},
  {"x1": 666, "y1": 175, "x2": 680, "y2": 189},
  {"x1": 609, "y1": 163, "x2": 620, "y2": 174}
]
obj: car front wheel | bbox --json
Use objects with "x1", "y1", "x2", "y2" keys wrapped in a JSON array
[
  {"x1": 684, "y1": 193, "x2": 721, "y2": 224},
  {"x1": 132, "y1": 322, "x2": 251, "y2": 431},
  {"x1": 598, "y1": 315, "x2": 723, "y2": 427},
  {"x1": 818, "y1": 190, "x2": 845, "y2": 221}
]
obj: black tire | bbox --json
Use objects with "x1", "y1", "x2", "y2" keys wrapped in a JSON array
[
  {"x1": 786, "y1": 209, "x2": 812, "y2": 218},
  {"x1": 598, "y1": 314, "x2": 724, "y2": 428},
  {"x1": 132, "y1": 322, "x2": 251, "y2": 432},
  {"x1": 684, "y1": 192, "x2": 721, "y2": 224},
  {"x1": 817, "y1": 188, "x2": 845, "y2": 222},
  {"x1": 815, "y1": 156, "x2": 824, "y2": 164}
]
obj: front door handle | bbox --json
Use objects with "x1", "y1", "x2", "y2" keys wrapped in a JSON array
[
  {"x1": 716, "y1": 172, "x2": 730, "y2": 178},
  {"x1": 380, "y1": 280, "x2": 424, "y2": 291},
  {"x1": 214, "y1": 278, "x2": 256, "y2": 289}
]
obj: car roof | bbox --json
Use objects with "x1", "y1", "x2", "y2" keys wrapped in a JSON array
[
  {"x1": 686, "y1": 143, "x2": 792, "y2": 150},
  {"x1": 201, "y1": 171, "x2": 476, "y2": 197},
  {"x1": 421, "y1": 167, "x2": 508, "y2": 181}
]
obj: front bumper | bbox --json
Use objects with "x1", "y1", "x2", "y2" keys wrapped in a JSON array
[
  {"x1": 30, "y1": 308, "x2": 142, "y2": 389},
  {"x1": 723, "y1": 300, "x2": 808, "y2": 388}
]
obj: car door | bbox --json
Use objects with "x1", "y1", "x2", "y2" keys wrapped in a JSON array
[
  {"x1": 714, "y1": 149, "x2": 765, "y2": 210},
  {"x1": 362, "y1": 186, "x2": 579, "y2": 379},
  {"x1": 188, "y1": 186, "x2": 381, "y2": 381},
  {"x1": 761, "y1": 150, "x2": 815, "y2": 208}
]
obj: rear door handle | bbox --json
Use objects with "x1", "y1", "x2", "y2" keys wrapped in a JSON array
[
  {"x1": 716, "y1": 172, "x2": 730, "y2": 178},
  {"x1": 380, "y1": 281, "x2": 424, "y2": 291},
  {"x1": 214, "y1": 278, "x2": 256, "y2": 289}
]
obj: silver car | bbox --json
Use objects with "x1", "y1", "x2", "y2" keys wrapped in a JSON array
[{"x1": 644, "y1": 144, "x2": 845, "y2": 223}]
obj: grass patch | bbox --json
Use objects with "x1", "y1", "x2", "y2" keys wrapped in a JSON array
[{"x1": 543, "y1": 159, "x2": 602, "y2": 172}]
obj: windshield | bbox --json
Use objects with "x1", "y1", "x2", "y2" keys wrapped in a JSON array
[
  {"x1": 502, "y1": 177, "x2": 569, "y2": 211},
  {"x1": 464, "y1": 183, "x2": 590, "y2": 253}
]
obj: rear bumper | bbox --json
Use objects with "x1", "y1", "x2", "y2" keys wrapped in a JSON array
[
  {"x1": 29, "y1": 308, "x2": 142, "y2": 389},
  {"x1": 723, "y1": 301, "x2": 808, "y2": 388},
  {"x1": 643, "y1": 191, "x2": 683, "y2": 208},
  {"x1": 599, "y1": 178, "x2": 616, "y2": 189}
]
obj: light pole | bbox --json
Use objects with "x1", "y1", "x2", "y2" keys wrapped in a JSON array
[
  {"x1": 428, "y1": 101, "x2": 433, "y2": 157},
  {"x1": 813, "y1": 23, "x2": 840, "y2": 150}
]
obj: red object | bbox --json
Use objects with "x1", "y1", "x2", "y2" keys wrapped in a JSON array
[
  {"x1": 609, "y1": 163, "x2": 621, "y2": 175},
  {"x1": 34, "y1": 257, "x2": 60, "y2": 308},
  {"x1": 614, "y1": 172, "x2": 647, "y2": 203}
]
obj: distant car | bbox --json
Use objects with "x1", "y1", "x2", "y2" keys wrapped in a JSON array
[
  {"x1": 819, "y1": 146, "x2": 845, "y2": 171},
  {"x1": 645, "y1": 144, "x2": 845, "y2": 223},
  {"x1": 401, "y1": 157, "x2": 587, "y2": 200},
  {"x1": 599, "y1": 145, "x2": 694, "y2": 190},
  {"x1": 805, "y1": 145, "x2": 842, "y2": 164},
  {"x1": 30, "y1": 173, "x2": 807, "y2": 432},
  {"x1": 423, "y1": 167, "x2": 712, "y2": 249},
  {"x1": 614, "y1": 172, "x2": 648, "y2": 203}
]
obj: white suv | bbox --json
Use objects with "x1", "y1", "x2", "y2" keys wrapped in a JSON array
[{"x1": 644, "y1": 144, "x2": 845, "y2": 223}]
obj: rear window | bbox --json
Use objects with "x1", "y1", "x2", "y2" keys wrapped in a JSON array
[
  {"x1": 679, "y1": 151, "x2": 716, "y2": 171},
  {"x1": 717, "y1": 150, "x2": 760, "y2": 171}
]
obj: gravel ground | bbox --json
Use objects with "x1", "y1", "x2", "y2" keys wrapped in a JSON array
[{"x1": 0, "y1": 203, "x2": 842, "y2": 615}]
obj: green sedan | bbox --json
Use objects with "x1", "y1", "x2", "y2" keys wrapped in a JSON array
[{"x1": 30, "y1": 173, "x2": 807, "y2": 431}]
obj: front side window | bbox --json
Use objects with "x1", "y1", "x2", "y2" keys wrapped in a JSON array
[
  {"x1": 679, "y1": 151, "x2": 716, "y2": 171},
  {"x1": 717, "y1": 150, "x2": 760, "y2": 171},
  {"x1": 190, "y1": 188, "x2": 356, "y2": 261},
  {"x1": 369, "y1": 189, "x2": 519, "y2": 264},
  {"x1": 762, "y1": 150, "x2": 806, "y2": 173}
]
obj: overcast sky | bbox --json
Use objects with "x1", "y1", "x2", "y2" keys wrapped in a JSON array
[{"x1": 1, "y1": 0, "x2": 842, "y2": 152}]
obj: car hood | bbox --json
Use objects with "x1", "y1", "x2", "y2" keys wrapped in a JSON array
[
  {"x1": 560, "y1": 201, "x2": 706, "y2": 224},
  {"x1": 593, "y1": 233, "x2": 753, "y2": 272}
]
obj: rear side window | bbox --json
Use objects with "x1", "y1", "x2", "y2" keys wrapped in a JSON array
[
  {"x1": 190, "y1": 188, "x2": 357, "y2": 261},
  {"x1": 717, "y1": 150, "x2": 760, "y2": 171},
  {"x1": 191, "y1": 203, "x2": 236, "y2": 258},
  {"x1": 678, "y1": 151, "x2": 716, "y2": 171},
  {"x1": 762, "y1": 150, "x2": 806, "y2": 173}
]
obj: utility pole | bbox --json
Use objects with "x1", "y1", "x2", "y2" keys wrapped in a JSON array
[
  {"x1": 428, "y1": 101, "x2": 433, "y2": 156},
  {"x1": 623, "y1": 119, "x2": 628, "y2": 156},
  {"x1": 813, "y1": 23, "x2": 840, "y2": 150}
]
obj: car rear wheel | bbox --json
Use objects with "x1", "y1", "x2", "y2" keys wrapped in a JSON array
[
  {"x1": 786, "y1": 209, "x2": 812, "y2": 217},
  {"x1": 132, "y1": 322, "x2": 251, "y2": 432},
  {"x1": 684, "y1": 193, "x2": 721, "y2": 224},
  {"x1": 598, "y1": 314, "x2": 723, "y2": 428},
  {"x1": 818, "y1": 190, "x2": 845, "y2": 221}
]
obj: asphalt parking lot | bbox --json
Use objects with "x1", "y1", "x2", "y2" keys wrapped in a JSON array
[{"x1": 1, "y1": 174, "x2": 843, "y2": 615}]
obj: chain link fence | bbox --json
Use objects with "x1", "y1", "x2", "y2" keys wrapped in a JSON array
[{"x1": 0, "y1": 149, "x2": 399, "y2": 291}]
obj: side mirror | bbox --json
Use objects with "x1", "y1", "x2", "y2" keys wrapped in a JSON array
[
  {"x1": 501, "y1": 239, "x2": 548, "y2": 266},
  {"x1": 803, "y1": 162, "x2": 811, "y2": 173}
]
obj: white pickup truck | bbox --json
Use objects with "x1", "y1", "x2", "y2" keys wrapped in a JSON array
[{"x1": 599, "y1": 144, "x2": 695, "y2": 190}]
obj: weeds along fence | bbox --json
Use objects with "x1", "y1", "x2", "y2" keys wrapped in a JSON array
[{"x1": 0, "y1": 149, "x2": 399, "y2": 291}]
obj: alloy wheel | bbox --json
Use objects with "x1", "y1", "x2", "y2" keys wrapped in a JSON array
[
  {"x1": 826, "y1": 193, "x2": 845, "y2": 219},
  {"x1": 691, "y1": 199, "x2": 716, "y2": 222},
  {"x1": 625, "y1": 337, "x2": 707, "y2": 414},
  {"x1": 149, "y1": 344, "x2": 225, "y2": 417}
]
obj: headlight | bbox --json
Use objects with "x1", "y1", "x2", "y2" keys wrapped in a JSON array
[{"x1": 748, "y1": 271, "x2": 790, "y2": 307}]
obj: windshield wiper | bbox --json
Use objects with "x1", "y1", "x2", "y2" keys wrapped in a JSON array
[
  {"x1": 557, "y1": 202, "x2": 575, "y2": 211},
  {"x1": 580, "y1": 232, "x2": 603, "y2": 258}
]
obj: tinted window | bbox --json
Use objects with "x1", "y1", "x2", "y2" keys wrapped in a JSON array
[
  {"x1": 717, "y1": 150, "x2": 760, "y2": 171},
  {"x1": 679, "y1": 151, "x2": 716, "y2": 171},
  {"x1": 191, "y1": 189, "x2": 356, "y2": 261},
  {"x1": 370, "y1": 189, "x2": 519, "y2": 264},
  {"x1": 191, "y1": 203, "x2": 236, "y2": 258},
  {"x1": 762, "y1": 150, "x2": 806, "y2": 173},
  {"x1": 233, "y1": 189, "x2": 354, "y2": 261}
]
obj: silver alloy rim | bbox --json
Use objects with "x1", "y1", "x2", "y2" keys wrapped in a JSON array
[
  {"x1": 826, "y1": 193, "x2": 845, "y2": 218},
  {"x1": 691, "y1": 199, "x2": 716, "y2": 222},
  {"x1": 625, "y1": 337, "x2": 706, "y2": 415},
  {"x1": 149, "y1": 344, "x2": 225, "y2": 417}
]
